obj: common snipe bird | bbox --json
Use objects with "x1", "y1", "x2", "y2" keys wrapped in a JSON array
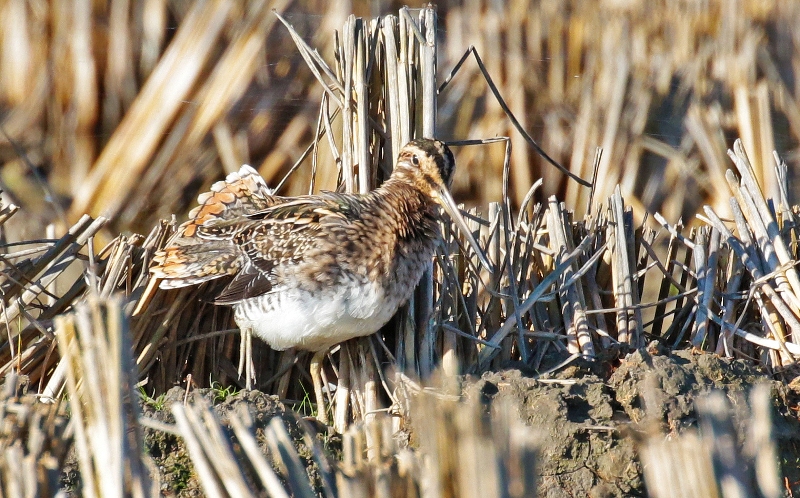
[{"x1": 150, "y1": 138, "x2": 490, "y2": 424}]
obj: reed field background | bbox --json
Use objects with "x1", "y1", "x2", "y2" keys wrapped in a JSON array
[{"x1": 0, "y1": 0, "x2": 800, "y2": 496}]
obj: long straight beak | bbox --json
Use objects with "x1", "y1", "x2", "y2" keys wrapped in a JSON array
[{"x1": 437, "y1": 186, "x2": 495, "y2": 272}]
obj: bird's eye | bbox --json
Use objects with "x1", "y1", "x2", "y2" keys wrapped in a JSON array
[{"x1": 411, "y1": 154, "x2": 419, "y2": 165}]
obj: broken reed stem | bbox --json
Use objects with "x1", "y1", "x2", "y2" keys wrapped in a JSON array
[
  {"x1": 54, "y1": 297, "x2": 153, "y2": 498},
  {"x1": 547, "y1": 196, "x2": 593, "y2": 356},
  {"x1": 611, "y1": 187, "x2": 641, "y2": 348}
]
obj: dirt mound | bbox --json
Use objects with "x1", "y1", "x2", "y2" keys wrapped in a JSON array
[{"x1": 470, "y1": 346, "x2": 800, "y2": 497}]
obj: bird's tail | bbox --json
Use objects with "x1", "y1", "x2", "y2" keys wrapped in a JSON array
[{"x1": 151, "y1": 242, "x2": 242, "y2": 288}]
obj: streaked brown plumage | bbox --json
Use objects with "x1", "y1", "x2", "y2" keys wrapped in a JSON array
[{"x1": 150, "y1": 138, "x2": 490, "y2": 423}]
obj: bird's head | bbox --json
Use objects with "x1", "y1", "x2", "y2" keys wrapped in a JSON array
[
  {"x1": 394, "y1": 138, "x2": 493, "y2": 272},
  {"x1": 395, "y1": 138, "x2": 456, "y2": 190}
]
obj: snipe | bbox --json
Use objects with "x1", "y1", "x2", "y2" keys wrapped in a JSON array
[{"x1": 150, "y1": 138, "x2": 491, "y2": 424}]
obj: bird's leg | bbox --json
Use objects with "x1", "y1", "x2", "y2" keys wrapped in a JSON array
[
  {"x1": 310, "y1": 350, "x2": 329, "y2": 425},
  {"x1": 319, "y1": 352, "x2": 334, "y2": 406},
  {"x1": 238, "y1": 326, "x2": 255, "y2": 390}
]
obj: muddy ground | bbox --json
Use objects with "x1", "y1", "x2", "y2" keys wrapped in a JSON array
[
  {"x1": 103, "y1": 346, "x2": 800, "y2": 497},
  {"x1": 474, "y1": 345, "x2": 800, "y2": 497}
]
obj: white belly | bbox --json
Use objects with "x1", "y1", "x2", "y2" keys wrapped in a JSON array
[{"x1": 233, "y1": 280, "x2": 405, "y2": 352}]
